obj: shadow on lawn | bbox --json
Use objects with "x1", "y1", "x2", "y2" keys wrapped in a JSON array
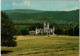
[{"x1": 1, "y1": 50, "x2": 13, "y2": 54}]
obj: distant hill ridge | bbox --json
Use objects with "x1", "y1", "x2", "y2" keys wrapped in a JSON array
[
  {"x1": 3, "y1": 9, "x2": 44, "y2": 13},
  {"x1": 3, "y1": 9, "x2": 79, "y2": 24}
]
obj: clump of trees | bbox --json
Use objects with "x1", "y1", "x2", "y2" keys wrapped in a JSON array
[
  {"x1": 54, "y1": 23, "x2": 79, "y2": 36},
  {"x1": 75, "y1": 24, "x2": 79, "y2": 36},
  {"x1": 1, "y1": 12, "x2": 17, "y2": 47},
  {"x1": 29, "y1": 23, "x2": 43, "y2": 31},
  {"x1": 13, "y1": 25, "x2": 21, "y2": 36},
  {"x1": 21, "y1": 28, "x2": 29, "y2": 35}
]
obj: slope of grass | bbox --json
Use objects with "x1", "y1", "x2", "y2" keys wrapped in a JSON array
[{"x1": 1, "y1": 35, "x2": 79, "y2": 56}]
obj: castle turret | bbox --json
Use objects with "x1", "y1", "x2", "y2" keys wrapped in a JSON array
[
  {"x1": 44, "y1": 21, "x2": 46, "y2": 29},
  {"x1": 44, "y1": 21, "x2": 46, "y2": 26},
  {"x1": 53, "y1": 26, "x2": 55, "y2": 35},
  {"x1": 47, "y1": 23, "x2": 49, "y2": 29},
  {"x1": 44, "y1": 22, "x2": 49, "y2": 29}
]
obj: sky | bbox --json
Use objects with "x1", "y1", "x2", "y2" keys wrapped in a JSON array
[{"x1": 1, "y1": 0, "x2": 79, "y2": 11}]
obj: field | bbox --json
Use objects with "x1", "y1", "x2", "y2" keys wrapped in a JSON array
[{"x1": 1, "y1": 35, "x2": 79, "y2": 56}]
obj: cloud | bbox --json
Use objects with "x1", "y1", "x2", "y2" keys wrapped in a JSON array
[
  {"x1": 12, "y1": 0, "x2": 30, "y2": 6},
  {"x1": 29, "y1": 1, "x2": 79, "y2": 11},
  {"x1": 2, "y1": 1, "x2": 79, "y2": 11}
]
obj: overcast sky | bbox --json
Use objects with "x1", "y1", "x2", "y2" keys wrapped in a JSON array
[{"x1": 1, "y1": 0, "x2": 79, "y2": 11}]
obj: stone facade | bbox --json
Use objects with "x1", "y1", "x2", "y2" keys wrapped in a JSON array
[{"x1": 29, "y1": 22, "x2": 55, "y2": 35}]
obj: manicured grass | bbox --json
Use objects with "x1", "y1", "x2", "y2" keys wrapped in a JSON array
[{"x1": 1, "y1": 35, "x2": 79, "y2": 56}]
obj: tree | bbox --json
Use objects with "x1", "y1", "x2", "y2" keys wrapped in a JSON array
[
  {"x1": 75, "y1": 24, "x2": 79, "y2": 36},
  {"x1": 54, "y1": 26, "x2": 64, "y2": 35},
  {"x1": 29, "y1": 23, "x2": 43, "y2": 31},
  {"x1": 21, "y1": 28, "x2": 29, "y2": 35},
  {"x1": 68, "y1": 27, "x2": 75, "y2": 36},
  {"x1": 68, "y1": 23, "x2": 77, "y2": 36},
  {"x1": 13, "y1": 25, "x2": 21, "y2": 36},
  {"x1": 1, "y1": 12, "x2": 17, "y2": 47}
]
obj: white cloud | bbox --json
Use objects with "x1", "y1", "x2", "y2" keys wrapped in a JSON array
[{"x1": 12, "y1": 0, "x2": 30, "y2": 6}]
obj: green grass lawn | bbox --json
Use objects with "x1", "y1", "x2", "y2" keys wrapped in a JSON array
[{"x1": 1, "y1": 35, "x2": 79, "y2": 56}]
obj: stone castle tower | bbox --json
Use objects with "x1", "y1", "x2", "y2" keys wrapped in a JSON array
[{"x1": 44, "y1": 21, "x2": 49, "y2": 29}]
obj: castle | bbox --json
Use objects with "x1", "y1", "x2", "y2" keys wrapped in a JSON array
[{"x1": 29, "y1": 22, "x2": 55, "y2": 35}]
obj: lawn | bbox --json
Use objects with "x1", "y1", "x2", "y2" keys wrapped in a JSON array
[{"x1": 1, "y1": 35, "x2": 79, "y2": 56}]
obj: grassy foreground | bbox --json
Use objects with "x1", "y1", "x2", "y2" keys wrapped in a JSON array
[{"x1": 1, "y1": 35, "x2": 79, "y2": 56}]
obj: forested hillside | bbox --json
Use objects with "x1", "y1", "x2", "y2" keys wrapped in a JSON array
[{"x1": 3, "y1": 9, "x2": 79, "y2": 24}]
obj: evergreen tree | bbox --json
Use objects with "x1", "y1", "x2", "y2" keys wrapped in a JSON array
[{"x1": 1, "y1": 12, "x2": 17, "y2": 47}]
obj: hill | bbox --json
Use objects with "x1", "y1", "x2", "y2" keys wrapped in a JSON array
[{"x1": 3, "y1": 9, "x2": 79, "y2": 24}]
